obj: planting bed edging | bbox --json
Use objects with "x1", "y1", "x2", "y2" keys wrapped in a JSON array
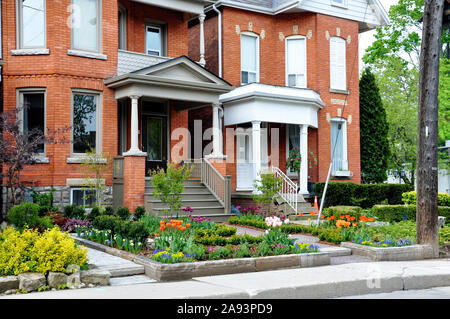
[
  {"x1": 73, "y1": 236, "x2": 331, "y2": 282},
  {"x1": 340, "y1": 242, "x2": 434, "y2": 261}
]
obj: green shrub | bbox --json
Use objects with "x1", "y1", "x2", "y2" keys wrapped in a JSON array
[
  {"x1": 372, "y1": 205, "x2": 450, "y2": 223},
  {"x1": 208, "y1": 246, "x2": 230, "y2": 260},
  {"x1": 314, "y1": 182, "x2": 413, "y2": 208},
  {"x1": 214, "y1": 224, "x2": 237, "y2": 237},
  {"x1": 102, "y1": 206, "x2": 114, "y2": 216},
  {"x1": 127, "y1": 221, "x2": 150, "y2": 242},
  {"x1": 134, "y1": 206, "x2": 146, "y2": 220},
  {"x1": 92, "y1": 215, "x2": 149, "y2": 242},
  {"x1": 402, "y1": 191, "x2": 450, "y2": 207},
  {"x1": 63, "y1": 204, "x2": 86, "y2": 219},
  {"x1": 323, "y1": 206, "x2": 363, "y2": 219},
  {"x1": 88, "y1": 207, "x2": 101, "y2": 222},
  {"x1": 317, "y1": 228, "x2": 345, "y2": 244},
  {"x1": 6, "y1": 203, "x2": 53, "y2": 231},
  {"x1": 116, "y1": 206, "x2": 130, "y2": 221}
]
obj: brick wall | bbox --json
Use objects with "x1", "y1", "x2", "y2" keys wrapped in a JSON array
[{"x1": 192, "y1": 7, "x2": 361, "y2": 191}]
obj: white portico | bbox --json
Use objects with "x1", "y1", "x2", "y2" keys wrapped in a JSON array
[{"x1": 220, "y1": 83, "x2": 325, "y2": 194}]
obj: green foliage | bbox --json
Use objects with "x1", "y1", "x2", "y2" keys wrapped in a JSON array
[
  {"x1": 286, "y1": 147, "x2": 301, "y2": 172},
  {"x1": 253, "y1": 172, "x2": 283, "y2": 209},
  {"x1": 102, "y1": 206, "x2": 115, "y2": 216},
  {"x1": 208, "y1": 246, "x2": 230, "y2": 260},
  {"x1": 140, "y1": 214, "x2": 161, "y2": 235},
  {"x1": 360, "y1": 67, "x2": 390, "y2": 184},
  {"x1": 323, "y1": 206, "x2": 363, "y2": 219},
  {"x1": 92, "y1": 215, "x2": 150, "y2": 242},
  {"x1": 214, "y1": 224, "x2": 237, "y2": 237},
  {"x1": 150, "y1": 162, "x2": 193, "y2": 218},
  {"x1": 402, "y1": 191, "x2": 450, "y2": 207},
  {"x1": 262, "y1": 228, "x2": 295, "y2": 247},
  {"x1": 63, "y1": 204, "x2": 86, "y2": 219},
  {"x1": 87, "y1": 206, "x2": 101, "y2": 222},
  {"x1": 31, "y1": 189, "x2": 57, "y2": 214},
  {"x1": 116, "y1": 206, "x2": 130, "y2": 221},
  {"x1": 313, "y1": 182, "x2": 413, "y2": 208},
  {"x1": 372, "y1": 205, "x2": 450, "y2": 223},
  {"x1": 134, "y1": 206, "x2": 146, "y2": 220},
  {"x1": 7, "y1": 203, "x2": 53, "y2": 232}
]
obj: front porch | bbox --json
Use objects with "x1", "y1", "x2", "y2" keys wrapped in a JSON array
[{"x1": 106, "y1": 56, "x2": 233, "y2": 214}]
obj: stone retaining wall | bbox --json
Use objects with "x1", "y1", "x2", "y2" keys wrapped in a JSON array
[
  {"x1": 340, "y1": 242, "x2": 434, "y2": 261},
  {"x1": 74, "y1": 236, "x2": 331, "y2": 281}
]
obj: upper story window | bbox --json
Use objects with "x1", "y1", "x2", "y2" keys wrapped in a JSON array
[
  {"x1": 17, "y1": 0, "x2": 46, "y2": 49},
  {"x1": 146, "y1": 23, "x2": 166, "y2": 56},
  {"x1": 330, "y1": 0, "x2": 347, "y2": 8},
  {"x1": 330, "y1": 37, "x2": 347, "y2": 91},
  {"x1": 118, "y1": 5, "x2": 127, "y2": 50},
  {"x1": 330, "y1": 117, "x2": 348, "y2": 174},
  {"x1": 72, "y1": 90, "x2": 101, "y2": 155},
  {"x1": 241, "y1": 33, "x2": 259, "y2": 85},
  {"x1": 71, "y1": 0, "x2": 101, "y2": 52},
  {"x1": 18, "y1": 89, "x2": 46, "y2": 155},
  {"x1": 286, "y1": 36, "x2": 307, "y2": 88}
]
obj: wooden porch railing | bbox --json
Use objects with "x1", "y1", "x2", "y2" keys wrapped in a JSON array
[
  {"x1": 272, "y1": 166, "x2": 298, "y2": 214},
  {"x1": 201, "y1": 158, "x2": 231, "y2": 215}
]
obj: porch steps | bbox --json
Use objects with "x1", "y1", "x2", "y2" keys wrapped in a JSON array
[{"x1": 144, "y1": 179, "x2": 232, "y2": 222}]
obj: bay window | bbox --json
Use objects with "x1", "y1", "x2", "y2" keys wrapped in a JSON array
[
  {"x1": 17, "y1": 0, "x2": 46, "y2": 49},
  {"x1": 71, "y1": 0, "x2": 101, "y2": 52}
]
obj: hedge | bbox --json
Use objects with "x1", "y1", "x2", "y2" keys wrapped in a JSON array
[
  {"x1": 402, "y1": 191, "x2": 450, "y2": 207},
  {"x1": 372, "y1": 205, "x2": 450, "y2": 223},
  {"x1": 313, "y1": 182, "x2": 413, "y2": 208},
  {"x1": 92, "y1": 215, "x2": 149, "y2": 242},
  {"x1": 323, "y1": 206, "x2": 363, "y2": 219}
]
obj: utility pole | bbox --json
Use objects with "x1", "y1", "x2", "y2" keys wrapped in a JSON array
[{"x1": 416, "y1": 0, "x2": 445, "y2": 257}]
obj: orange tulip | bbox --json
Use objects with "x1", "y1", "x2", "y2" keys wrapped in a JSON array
[
  {"x1": 330, "y1": 216, "x2": 335, "y2": 220},
  {"x1": 369, "y1": 217, "x2": 375, "y2": 222},
  {"x1": 186, "y1": 223, "x2": 191, "y2": 228},
  {"x1": 181, "y1": 226, "x2": 186, "y2": 231},
  {"x1": 321, "y1": 215, "x2": 325, "y2": 219},
  {"x1": 327, "y1": 217, "x2": 331, "y2": 221},
  {"x1": 299, "y1": 213, "x2": 304, "y2": 216},
  {"x1": 352, "y1": 222, "x2": 357, "y2": 227},
  {"x1": 172, "y1": 223, "x2": 176, "y2": 228},
  {"x1": 155, "y1": 233, "x2": 159, "y2": 237},
  {"x1": 166, "y1": 223, "x2": 171, "y2": 228}
]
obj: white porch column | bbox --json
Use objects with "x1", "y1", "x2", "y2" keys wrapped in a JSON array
[
  {"x1": 300, "y1": 124, "x2": 309, "y2": 194},
  {"x1": 199, "y1": 13, "x2": 206, "y2": 67},
  {"x1": 124, "y1": 95, "x2": 146, "y2": 156},
  {"x1": 252, "y1": 121, "x2": 261, "y2": 194},
  {"x1": 212, "y1": 103, "x2": 221, "y2": 156}
]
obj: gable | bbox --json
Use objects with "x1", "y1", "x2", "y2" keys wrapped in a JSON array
[{"x1": 146, "y1": 64, "x2": 215, "y2": 84}]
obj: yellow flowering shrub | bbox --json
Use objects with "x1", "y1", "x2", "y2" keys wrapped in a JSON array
[{"x1": 0, "y1": 227, "x2": 88, "y2": 276}]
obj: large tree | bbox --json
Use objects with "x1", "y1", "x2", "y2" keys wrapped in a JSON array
[
  {"x1": 363, "y1": 0, "x2": 450, "y2": 180},
  {"x1": 359, "y1": 67, "x2": 390, "y2": 183}
]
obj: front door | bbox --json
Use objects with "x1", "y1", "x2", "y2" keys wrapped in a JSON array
[{"x1": 142, "y1": 115, "x2": 168, "y2": 175}]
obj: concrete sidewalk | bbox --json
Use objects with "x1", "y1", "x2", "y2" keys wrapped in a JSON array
[{"x1": 2, "y1": 258, "x2": 450, "y2": 299}]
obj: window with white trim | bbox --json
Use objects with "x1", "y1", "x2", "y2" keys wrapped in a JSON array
[
  {"x1": 330, "y1": 37, "x2": 347, "y2": 91},
  {"x1": 72, "y1": 91, "x2": 101, "y2": 155},
  {"x1": 286, "y1": 36, "x2": 307, "y2": 88},
  {"x1": 71, "y1": 0, "x2": 101, "y2": 52},
  {"x1": 70, "y1": 188, "x2": 96, "y2": 208},
  {"x1": 241, "y1": 33, "x2": 259, "y2": 85},
  {"x1": 19, "y1": 89, "x2": 46, "y2": 154},
  {"x1": 118, "y1": 5, "x2": 127, "y2": 50},
  {"x1": 146, "y1": 24, "x2": 165, "y2": 56},
  {"x1": 330, "y1": 117, "x2": 348, "y2": 174},
  {"x1": 330, "y1": 0, "x2": 347, "y2": 8},
  {"x1": 17, "y1": 0, "x2": 46, "y2": 49}
]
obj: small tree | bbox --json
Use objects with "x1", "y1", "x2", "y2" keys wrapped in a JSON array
[
  {"x1": 253, "y1": 171, "x2": 283, "y2": 214},
  {"x1": 80, "y1": 148, "x2": 112, "y2": 208},
  {"x1": 360, "y1": 67, "x2": 390, "y2": 184},
  {"x1": 0, "y1": 108, "x2": 68, "y2": 208},
  {"x1": 150, "y1": 162, "x2": 193, "y2": 218}
]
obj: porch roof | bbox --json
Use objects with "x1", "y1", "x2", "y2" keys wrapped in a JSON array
[
  {"x1": 130, "y1": 0, "x2": 214, "y2": 15},
  {"x1": 220, "y1": 83, "x2": 325, "y2": 128},
  {"x1": 105, "y1": 56, "x2": 233, "y2": 106}
]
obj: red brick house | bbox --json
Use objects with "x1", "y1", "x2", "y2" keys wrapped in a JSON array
[{"x1": 0, "y1": 0, "x2": 389, "y2": 219}]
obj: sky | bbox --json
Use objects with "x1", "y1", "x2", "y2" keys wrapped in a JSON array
[{"x1": 358, "y1": 0, "x2": 398, "y2": 71}]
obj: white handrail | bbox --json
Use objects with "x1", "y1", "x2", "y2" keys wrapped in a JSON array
[
  {"x1": 272, "y1": 166, "x2": 298, "y2": 214},
  {"x1": 201, "y1": 158, "x2": 231, "y2": 214}
]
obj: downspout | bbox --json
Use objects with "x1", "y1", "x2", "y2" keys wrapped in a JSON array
[{"x1": 212, "y1": 4, "x2": 222, "y2": 78}]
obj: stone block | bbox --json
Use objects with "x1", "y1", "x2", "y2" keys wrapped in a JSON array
[
  {"x1": 65, "y1": 264, "x2": 81, "y2": 274},
  {"x1": 194, "y1": 259, "x2": 255, "y2": 278},
  {"x1": 0, "y1": 276, "x2": 19, "y2": 293},
  {"x1": 67, "y1": 272, "x2": 81, "y2": 289},
  {"x1": 80, "y1": 269, "x2": 111, "y2": 286},
  {"x1": 18, "y1": 273, "x2": 47, "y2": 292},
  {"x1": 341, "y1": 242, "x2": 434, "y2": 261},
  {"x1": 254, "y1": 255, "x2": 300, "y2": 272},
  {"x1": 47, "y1": 272, "x2": 68, "y2": 288},
  {"x1": 299, "y1": 253, "x2": 331, "y2": 267}
]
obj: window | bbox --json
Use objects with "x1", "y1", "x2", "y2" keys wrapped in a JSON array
[
  {"x1": 71, "y1": 0, "x2": 101, "y2": 52},
  {"x1": 331, "y1": 0, "x2": 347, "y2": 8},
  {"x1": 17, "y1": 0, "x2": 46, "y2": 49},
  {"x1": 286, "y1": 37, "x2": 307, "y2": 88},
  {"x1": 118, "y1": 5, "x2": 127, "y2": 50},
  {"x1": 241, "y1": 33, "x2": 259, "y2": 84},
  {"x1": 330, "y1": 37, "x2": 346, "y2": 91},
  {"x1": 330, "y1": 118, "x2": 348, "y2": 174},
  {"x1": 146, "y1": 25, "x2": 164, "y2": 56},
  {"x1": 70, "y1": 188, "x2": 96, "y2": 208},
  {"x1": 72, "y1": 91, "x2": 101, "y2": 155},
  {"x1": 286, "y1": 124, "x2": 300, "y2": 174},
  {"x1": 19, "y1": 90, "x2": 46, "y2": 154}
]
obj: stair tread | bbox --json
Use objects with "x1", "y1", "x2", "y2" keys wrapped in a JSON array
[
  {"x1": 148, "y1": 198, "x2": 220, "y2": 203},
  {"x1": 152, "y1": 206, "x2": 224, "y2": 211}
]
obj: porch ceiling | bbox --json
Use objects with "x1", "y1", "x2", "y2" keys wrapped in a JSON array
[
  {"x1": 220, "y1": 83, "x2": 325, "y2": 128},
  {"x1": 105, "y1": 56, "x2": 233, "y2": 106}
]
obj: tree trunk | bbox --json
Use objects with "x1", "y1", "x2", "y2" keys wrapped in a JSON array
[{"x1": 416, "y1": 0, "x2": 444, "y2": 257}]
